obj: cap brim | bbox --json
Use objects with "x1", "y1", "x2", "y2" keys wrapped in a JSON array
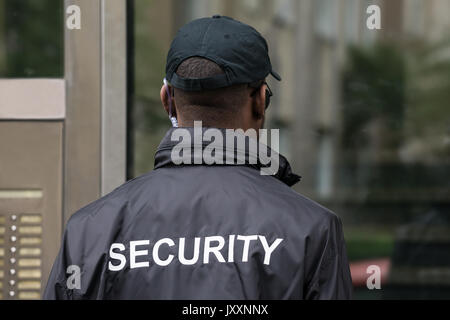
[{"x1": 270, "y1": 70, "x2": 282, "y2": 81}]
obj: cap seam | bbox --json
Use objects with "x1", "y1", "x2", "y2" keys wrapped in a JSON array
[{"x1": 200, "y1": 19, "x2": 215, "y2": 53}]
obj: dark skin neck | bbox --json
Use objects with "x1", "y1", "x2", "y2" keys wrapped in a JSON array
[{"x1": 160, "y1": 83, "x2": 268, "y2": 132}]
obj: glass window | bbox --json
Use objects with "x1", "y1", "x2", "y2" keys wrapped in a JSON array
[
  {"x1": 0, "y1": 0, "x2": 63, "y2": 78},
  {"x1": 314, "y1": 0, "x2": 338, "y2": 41}
]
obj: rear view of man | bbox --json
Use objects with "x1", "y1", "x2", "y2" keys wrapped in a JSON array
[{"x1": 44, "y1": 15, "x2": 352, "y2": 299}]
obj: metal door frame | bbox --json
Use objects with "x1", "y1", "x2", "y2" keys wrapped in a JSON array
[
  {"x1": 0, "y1": 0, "x2": 127, "y2": 299},
  {"x1": 64, "y1": 0, "x2": 126, "y2": 226}
]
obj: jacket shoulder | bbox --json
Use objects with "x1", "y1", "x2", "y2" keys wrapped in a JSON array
[
  {"x1": 65, "y1": 171, "x2": 156, "y2": 228},
  {"x1": 261, "y1": 174, "x2": 340, "y2": 222}
]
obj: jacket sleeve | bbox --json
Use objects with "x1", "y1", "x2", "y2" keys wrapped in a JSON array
[
  {"x1": 43, "y1": 192, "x2": 129, "y2": 300},
  {"x1": 304, "y1": 214, "x2": 353, "y2": 299},
  {"x1": 43, "y1": 229, "x2": 72, "y2": 300}
]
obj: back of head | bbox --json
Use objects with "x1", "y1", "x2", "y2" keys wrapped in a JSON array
[
  {"x1": 173, "y1": 57, "x2": 249, "y2": 126},
  {"x1": 164, "y1": 15, "x2": 281, "y2": 129}
]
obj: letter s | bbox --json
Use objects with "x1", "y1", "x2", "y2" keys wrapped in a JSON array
[{"x1": 109, "y1": 243, "x2": 126, "y2": 271}]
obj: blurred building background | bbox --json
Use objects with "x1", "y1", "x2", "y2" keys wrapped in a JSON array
[{"x1": 0, "y1": 0, "x2": 449, "y2": 299}]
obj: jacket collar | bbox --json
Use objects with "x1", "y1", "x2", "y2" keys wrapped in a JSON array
[{"x1": 154, "y1": 127, "x2": 301, "y2": 187}]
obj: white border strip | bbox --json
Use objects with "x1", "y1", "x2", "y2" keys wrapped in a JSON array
[{"x1": 0, "y1": 79, "x2": 65, "y2": 119}]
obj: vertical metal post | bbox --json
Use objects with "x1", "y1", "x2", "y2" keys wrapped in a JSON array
[
  {"x1": 101, "y1": 0, "x2": 127, "y2": 195},
  {"x1": 64, "y1": 0, "x2": 127, "y2": 225}
]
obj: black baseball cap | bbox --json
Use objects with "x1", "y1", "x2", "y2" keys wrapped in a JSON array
[{"x1": 165, "y1": 15, "x2": 281, "y2": 91}]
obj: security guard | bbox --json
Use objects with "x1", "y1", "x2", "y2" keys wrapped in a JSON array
[{"x1": 44, "y1": 15, "x2": 352, "y2": 300}]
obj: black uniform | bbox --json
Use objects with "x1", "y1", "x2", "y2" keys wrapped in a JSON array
[{"x1": 44, "y1": 127, "x2": 353, "y2": 299}]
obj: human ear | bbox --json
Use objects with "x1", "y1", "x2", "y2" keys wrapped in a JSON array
[
  {"x1": 251, "y1": 84, "x2": 266, "y2": 120},
  {"x1": 160, "y1": 85, "x2": 177, "y2": 118},
  {"x1": 160, "y1": 85, "x2": 170, "y2": 115}
]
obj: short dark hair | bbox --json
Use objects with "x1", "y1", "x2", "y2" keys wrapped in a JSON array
[
  {"x1": 176, "y1": 56, "x2": 224, "y2": 79},
  {"x1": 173, "y1": 57, "x2": 250, "y2": 123}
]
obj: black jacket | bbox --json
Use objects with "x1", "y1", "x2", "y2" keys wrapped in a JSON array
[{"x1": 44, "y1": 127, "x2": 353, "y2": 299}]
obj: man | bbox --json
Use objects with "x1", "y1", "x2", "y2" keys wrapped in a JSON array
[{"x1": 44, "y1": 15, "x2": 352, "y2": 299}]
